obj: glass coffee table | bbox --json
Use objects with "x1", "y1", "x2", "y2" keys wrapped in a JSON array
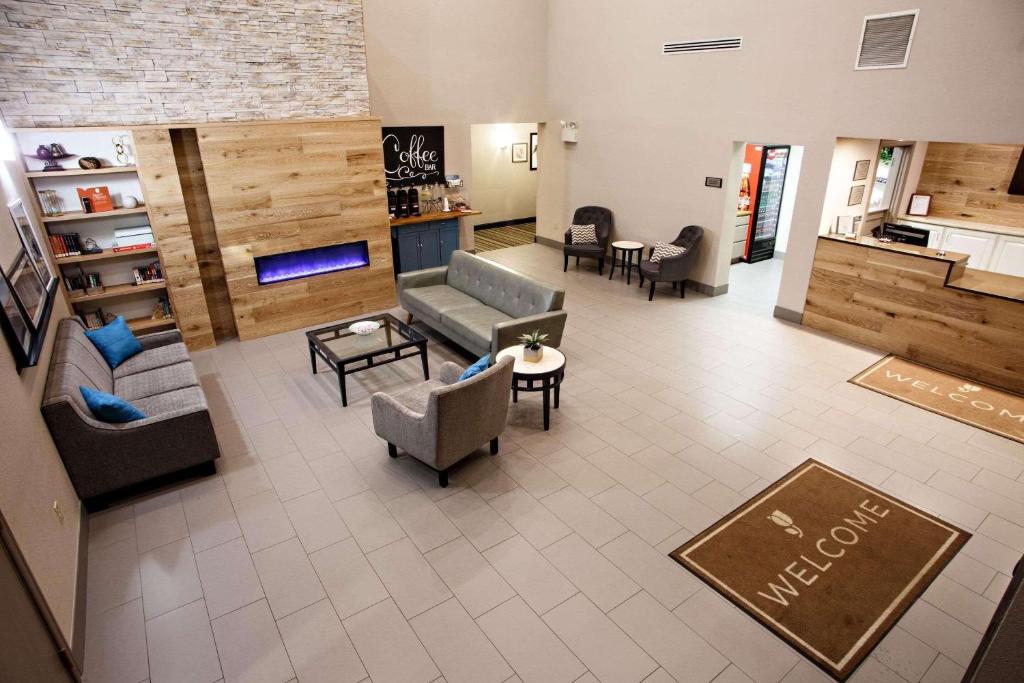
[{"x1": 307, "y1": 313, "x2": 429, "y2": 406}]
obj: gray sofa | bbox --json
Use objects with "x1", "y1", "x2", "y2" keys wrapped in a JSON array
[
  {"x1": 371, "y1": 356, "x2": 515, "y2": 487},
  {"x1": 42, "y1": 318, "x2": 220, "y2": 508},
  {"x1": 397, "y1": 250, "x2": 567, "y2": 358}
]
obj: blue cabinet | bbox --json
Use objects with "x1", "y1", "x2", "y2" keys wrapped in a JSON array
[{"x1": 391, "y1": 218, "x2": 461, "y2": 275}]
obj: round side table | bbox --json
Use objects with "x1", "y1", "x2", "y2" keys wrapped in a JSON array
[
  {"x1": 609, "y1": 240, "x2": 645, "y2": 285},
  {"x1": 495, "y1": 345, "x2": 566, "y2": 431}
]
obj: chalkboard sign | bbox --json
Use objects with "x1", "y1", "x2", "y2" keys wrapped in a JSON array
[{"x1": 382, "y1": 126, "x2": 445, "y2": 187}]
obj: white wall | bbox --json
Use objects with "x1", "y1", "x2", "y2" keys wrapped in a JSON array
[
  {"x1": 363, "y1": 0, "x2": 548, "y2": 249},
  {"x1": 540, "y1": 0, "x2": 1024, "y2": 312},
  {"x1": 471, "y1": 123, "x2": 539, "y2": 226},
  {"x1": 775, "y1": 145, "x2": 803, "y2": 255},
  {"x1": 818, "y1": 138, "x2": 880, "y2": 234}
]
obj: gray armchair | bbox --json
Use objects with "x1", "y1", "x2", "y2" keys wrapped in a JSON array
[
  {"x1": 370, "y1": 356, "x2": 515, "y2": 486},
  {"x1": 638, "y1": 225, "x2": 704, "y2": 301},
  {"x1": 564, "y1": 206, "x2": 613, "y2": 275}
]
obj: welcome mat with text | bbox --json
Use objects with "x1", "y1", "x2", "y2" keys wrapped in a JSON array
[
  {"x1": 851, "y1": 355, "x2": 1024, "y2": 446},
  {"x1": 669, "y1": 460, "x2": 969, "y2": 681}
]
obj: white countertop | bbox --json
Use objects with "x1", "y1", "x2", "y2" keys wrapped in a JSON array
[{"x1": 896, "y1": 215, "x2": 1024, "y2": 238}]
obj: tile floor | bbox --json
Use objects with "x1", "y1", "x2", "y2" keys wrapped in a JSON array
[{"x1": 84, "y1": 245, "x2": 1024, "y2": 683}]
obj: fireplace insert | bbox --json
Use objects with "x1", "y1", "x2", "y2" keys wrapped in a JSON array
[{"x1": 254, "y1": 241, "x2": 370, "y2": 285}]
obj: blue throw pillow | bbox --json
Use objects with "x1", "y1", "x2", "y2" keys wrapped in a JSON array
[
  {"x1": 80, "y1": 386, "x2": 145, "y2": 423},
  {"x1": 459, "y1": 355, "x2": 490, "y2": 381},
  {"x1": 84, "y1": 315, "x2": 143, "y2": 369}
]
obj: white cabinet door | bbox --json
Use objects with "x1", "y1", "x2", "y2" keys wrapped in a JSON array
[
  {"x1": 940, "y1": 228, "x2": 997, "y2": 269},
  {"x1": 990, "y1": 236, "x2": 1024, "y2": 277}
]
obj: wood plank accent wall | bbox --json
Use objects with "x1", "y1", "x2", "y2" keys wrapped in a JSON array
[
  {"x1": 916, "y1": 143, "x2": 1024, "y2": 228},
  {"x1": 170, "y1": 128, "x2": 237, "y2": 341},
  {"x1": 195, "y1": 118, "x2": 396, "y2": 339},
  {"x1": 132, "y1": 128, "x2": 216, "y2": 350},
  {"x1": 804, "y1": 237, "x2": 1024, "y2": 393}
]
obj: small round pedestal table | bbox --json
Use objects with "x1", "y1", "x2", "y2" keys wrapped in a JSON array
[
  {"x1": 495, "y1": 345, "x2": 566, "y2": 431},
  {"x1": 609, "y1": 240, "x2": 645, "y2": 285}
]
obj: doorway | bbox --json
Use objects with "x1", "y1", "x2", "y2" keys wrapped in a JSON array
[{"x1": 469, "y1": 123, "x2": 540, "y2": 252}]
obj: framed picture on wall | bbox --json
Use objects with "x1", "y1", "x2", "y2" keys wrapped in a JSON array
[
  {"x1": 847, "y1": 185, "x2": 865, "y2": 206},
  {"x1": 529, "y1": 132, "x2": 538, "y2": 171},
  {"x1": 908, "y1": 193, "x2": 931, "y2": 216},
  {"x1": 511, "y1": 143, "x2": 528, "y2": 163},
  {"x1": 1, "y1": 199, "x2": 58, "y2": 370},
  {"x1": 853, "y1": 159, "x2": 870, "y2": 181}
]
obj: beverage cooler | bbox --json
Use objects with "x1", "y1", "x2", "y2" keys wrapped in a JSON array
[{"x1": 746, "y1": 145, "x2": 790, "y2": 263}]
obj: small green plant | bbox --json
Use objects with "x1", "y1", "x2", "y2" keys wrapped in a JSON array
[{"x1": 518, "y1": 330, "x2": 549, "y2": 349}]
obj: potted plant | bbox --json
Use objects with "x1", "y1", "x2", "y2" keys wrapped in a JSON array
[{"x1": 518, "y1": 330, "x2": 549, "y2": 363}]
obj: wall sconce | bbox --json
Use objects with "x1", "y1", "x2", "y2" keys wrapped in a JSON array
[
  {"x1": 561, "y1": 120, "x2": 578, "y2": 144},
  {"x1": 493, "y1": 124, "x2": 513, "y2": 150},
  {"x1": 0, "y1": 121, "x2": 15, "y2": 161}
]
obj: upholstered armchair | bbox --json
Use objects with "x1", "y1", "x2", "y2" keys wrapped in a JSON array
[
  {"x1": 370, "y1": 356, "x2": 514, "y2": 486},
  {"x1": 563, "y1": 206, "x2": 613, "y2": 275},
  {"x1": 638, "y1": 225, "x2": 704, "y2": 301}
]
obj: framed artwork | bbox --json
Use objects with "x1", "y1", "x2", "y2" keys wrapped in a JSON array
[
  {"x1": 853, "y1": 159, "x2": 870, "y2": 181},
  {"x1": 529, "y1": 132, "x2": 538, "y2": 171},
  {"x1": 848, "y1": 185, "x2": 866, "y2": 206},
  {"x1": 908, "y1": 193, "x2": 931, "y2": 216},
  {"x1": 381, "y1": 126, "x2": 445, "y2": 187},
  {"x1": 1, "y1": 199, "x2": 58, "y2": 370},
  {"x1": 511, "y1": 142, "x2": 528, "y2": 163}
]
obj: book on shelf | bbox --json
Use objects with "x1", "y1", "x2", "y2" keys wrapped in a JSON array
[
  {"x1": 113, "y1": 226, "x2": 154, "y2": 252},
  {"x1": 111, "y1": 242, "x2": 154, "y2": 253},
  {"x1": 132, "y1": 260, "x2": 164, "y2": 285},
  {"x1": 49, "y1": 232, "x2": 82, "y2": 257},
  {"x1": 76, "y1": 186, "x2": 114, "y2": 213}
]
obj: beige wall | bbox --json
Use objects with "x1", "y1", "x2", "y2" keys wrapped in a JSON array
[
  {"x1": 818, "y1": 138, "x2": 880, "y2": 234},
  {"x1": 471, "y1": 123, "x2": 539, "y2": 227},
  {"x1": 363, "y1": 0, "x2": 548, "y2": 250},
  {"x1": 0, "y1": 159, "x2": 81, "y2": 647},
  {"x1": 540, "y1": 0, "x2": 1024, "y2": 313}
]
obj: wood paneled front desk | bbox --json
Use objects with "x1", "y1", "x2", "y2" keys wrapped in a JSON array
[{"x1": 804, "y1": 235, "x2": 1024, "y2": 394}]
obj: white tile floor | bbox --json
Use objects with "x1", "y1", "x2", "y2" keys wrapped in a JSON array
[{"x1": 84, "y1": 245, "x2": 1024, "y2": 683}]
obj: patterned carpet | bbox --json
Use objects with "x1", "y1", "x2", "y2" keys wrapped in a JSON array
[{"x1": 474, "y1": 221, "x2": 536, "y2": 252}]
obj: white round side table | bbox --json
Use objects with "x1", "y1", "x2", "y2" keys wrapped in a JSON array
[
  {"x1": 495, "y1": 345, "x2": 566, "y2": 431},
  {"x1": 609, "y1": 240, "x2": 645, "y2": 285}
]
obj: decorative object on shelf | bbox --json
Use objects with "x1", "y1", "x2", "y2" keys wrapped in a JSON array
[
  {"x1": 847, "y1": 184, "x2": 865, "y2": 206},
  {"x1": 81, "y1": 237, "x2": 102, "y2": 255},
  {"x1": 529, "y1": 131, "x2": 538, "y2": 171},
  {"x1": 112, "y1": 134, "x2": 133, "y2": 166},
  {"x1": 348, "y1": 320, "x2": 381, "y2": 336},
  {"x1": 853, "y1": 159, "x2": 871, "y2": 181},
  {"x1": 49, "y1": 143, "x2": 67, "y2": 158},
  {"x1": 38, "y1": 189, "x2": 64, "y2": 217},
  {"x1": 78, "y1": 156, "x2": 102, "y2": 170},
  {"x1": 26, "y1": 143, "x2": 75, "y2": 171},
  {"x1": 2, "y1": 198, "x2": 58, "y2": 370},
  {"x1": 908, "y1": 193, "x2": 931, "y2": 216},
  {"x1": 511, "y1": 142, "x2": 528, "y2": 163},
  {"x1": 122, "y1": 195, "x2": 139, "y2": 209},
  {"x1": 77, "y1": 186, "x2": 113, "y2": 213},
  {"x1": 519, "y1": 329, "x2": 548, "y2": 363},
  {"x1": 35, "y1": 145, "x2": 52, "y2": 160}
]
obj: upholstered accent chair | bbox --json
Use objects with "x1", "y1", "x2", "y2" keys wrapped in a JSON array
[
  {"x1": 563, "y1": 206, "x2": 613, "y2": 275},
  {"x1": 638, "y1": 225, "x2": 704, "y2": 301},
  {"x1": 370, "y1": 356, "x2": 514, "y2": 486}
]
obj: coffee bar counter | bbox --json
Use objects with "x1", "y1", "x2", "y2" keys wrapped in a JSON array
[
  {"x1": 389, "y1": 210, "x2": 481, "y2": 275},
  {"x1": 804, "y1": 235, "x2": 1024, "y2": 393}
]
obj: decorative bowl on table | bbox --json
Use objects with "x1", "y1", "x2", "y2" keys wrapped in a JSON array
[{"x1": 348, "y1": 320, "x2": 381, "y2": 336}]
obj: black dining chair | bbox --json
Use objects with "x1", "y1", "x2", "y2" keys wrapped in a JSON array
[{"x1": 638, "y1": 225, "x2": 704, "y2": 301}]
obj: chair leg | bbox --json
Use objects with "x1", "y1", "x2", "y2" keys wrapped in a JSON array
[
  {"x1": 576, "y1": 256, "x2": 580, "y2": 267},
  {"x1": 438, "y1": 469, "x2": 449, "y2": 487},
  {"x1": 563, "y1": 254, "x2": 568, "y2": 272},
  {"x1": 649, "y1": 281, "x2": 656, "y2": 301},
  {"x1": 598, "y1": 258, "x2": 604, "y2": 276},
  {"x1": 638, "y1": 274, "x2": 644, "y2": 287},
  {"x1": 387, "y1": 443, "x2": 398, "y2": 458},
  {"x1": 680, "y1": 280, "x2": 686, "y2": 298},
  {"x1": 490, "y1": 437, "x2": 499, "y2": 455},
  {"x1": 672, "y1": 282, "x2": 677, "y2": 290}
]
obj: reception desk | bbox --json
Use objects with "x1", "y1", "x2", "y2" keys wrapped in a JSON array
[{"x1": 804, "y1": 235, "x2": 1024, "y2": 393}]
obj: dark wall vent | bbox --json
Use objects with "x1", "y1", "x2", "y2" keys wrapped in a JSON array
[{"x1": 663, "y1": 37, "x2": 742, "y2": 55}]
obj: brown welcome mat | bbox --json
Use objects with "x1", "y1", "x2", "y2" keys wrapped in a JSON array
[
  {"x1": 670, "y1": 460, "x2": 969, "y2": 681},
  {"x1": 851, "y1": 355, "x2": 1024, "y2": 446}
]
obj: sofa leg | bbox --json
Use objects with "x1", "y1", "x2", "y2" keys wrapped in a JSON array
[
  {"x1": 563, "y1": 254, "x2": 568, "y2": 272},
  {"x1": 388, "y1": 443, "x2": 398, "y2": 458},
  {"x1": 598, "y1": 258, "x2": 604, "y2": 276},
  {"x1": 439, "y1": 469, "x2": 449, "y2": 487},
  {"x1": 490, "y1": 437, "x2": 499, "y2": 455},
  {"x1": 649, "y1": 281, "x2": 656, "y2": 301}
]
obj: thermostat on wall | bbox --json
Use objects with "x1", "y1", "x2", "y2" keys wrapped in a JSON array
[{"x1": 561, "y1": 121, "x2": 578, "y2": 143}]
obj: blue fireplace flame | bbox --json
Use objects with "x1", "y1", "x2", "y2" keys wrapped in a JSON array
[{"x1": 254, "y1": 241, "x2": 370, "y2": 285}]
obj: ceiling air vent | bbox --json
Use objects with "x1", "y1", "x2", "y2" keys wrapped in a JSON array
[
  {"x1": 663, "y1": 37, "x2": 742, "y2": 55},
  {"x1": 855, "y1": 10, "x2": 918, "y2": 70}
]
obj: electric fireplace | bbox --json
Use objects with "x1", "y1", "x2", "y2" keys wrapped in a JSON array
[{"x1": 254, "y1": 241, "x2": 370, "y2": 285}]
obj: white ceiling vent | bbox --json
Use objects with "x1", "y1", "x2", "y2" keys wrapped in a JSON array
[
  {"x1": 855, "y1": 10, "x2": 918, "y2": 70},
  {"x1": 663, "y1": 37, "x2": 742, "y2": 55}
]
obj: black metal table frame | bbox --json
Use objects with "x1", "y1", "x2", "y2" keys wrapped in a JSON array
[
  {"x1": 608, "y1": 244, "x2": 644, "y2": 285},
  {"x1": 511, "y1": 364, "x2": 565, "y2": 431},
  {"x1": 307, "y1": 316, "x2": 429, "y2": 407}
]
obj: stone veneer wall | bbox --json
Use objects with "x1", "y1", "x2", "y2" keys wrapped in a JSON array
[{"x1": 0, "y1": 0, "x2": 369, "y2": 127}]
